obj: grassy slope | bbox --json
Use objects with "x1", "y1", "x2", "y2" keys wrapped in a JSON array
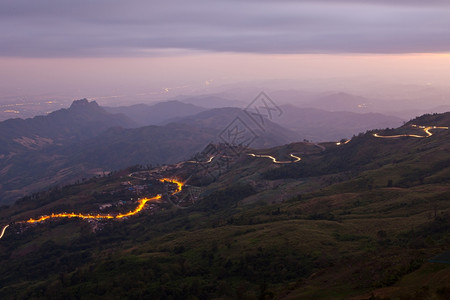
[{"x1": 0, "y1": 113, "x2": 449, "y2": 299}]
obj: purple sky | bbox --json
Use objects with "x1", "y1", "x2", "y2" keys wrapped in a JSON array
[
  {"x1": 2, "y1": 0, "x2": 450, "y2": 56},
  {"x1": 1, "y1": 0, "x2": 450, "y2": 103}
]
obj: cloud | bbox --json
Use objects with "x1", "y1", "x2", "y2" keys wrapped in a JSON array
[{"x1": 1, "y1": 0, "x2": 450, "y2": 57}]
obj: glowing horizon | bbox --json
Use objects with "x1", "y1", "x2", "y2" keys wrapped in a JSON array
[{"x1": 2, "y1": 52, "x2": 450, "y2": 106}]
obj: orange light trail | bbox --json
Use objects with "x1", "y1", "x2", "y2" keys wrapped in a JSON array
[
  {"x1": 115, "y1": 195, "x2": 161, "y2": 219},
  {"x1": 161, "y1": 178, "x2": 184, "y2": 194},
  {"x1": 373, "y1": 125, "x2": 448, "y2": 139},
  {"x1": 21, "y1": 178, "x2": 184, "y2": 224}
]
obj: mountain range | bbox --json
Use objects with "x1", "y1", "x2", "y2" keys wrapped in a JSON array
[
  {"x1": 0, "y1": 101, "x2": 298, "y2": 203},
  {"x1": 0, "y1": 99, "x2": 135, "y2": 156},
  {"x1": 104, "y1": 100, "x2": 206, "y2": 127},
  {"x1": 0, "y1": 98, "x2": 420, "y2": 204},
  {"x1": 277, "y1": 104, "x2": 404, "y2": 141}
]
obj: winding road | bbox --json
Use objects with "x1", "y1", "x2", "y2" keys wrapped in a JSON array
[
  {"x1": 246, "y1": 124, "x2": 447, "y2": 165},
  {"x1": 2, "y1": 124, "x2": 447, "y2": 237},
  {"x1": 374, "y1": 124, "x2": 448, "y2": 139},
  {"x1": 248, "y1": 153, "x2": 301, "y2": 164},
  {"x1": 187, "y1": 156, "x2": 215, "y2": 164},
  {"x1": 18, "y1": 178, "x2": 183, "y2": 225}
]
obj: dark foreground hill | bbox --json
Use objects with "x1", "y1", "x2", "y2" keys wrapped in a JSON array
[{"x1": 0, "y1": 112, "x2": 448, "y2": 299}]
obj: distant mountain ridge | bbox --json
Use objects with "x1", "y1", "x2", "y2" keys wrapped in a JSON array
[
  {"x1": 277, "y1": 104, "x2": 404, "y2": 141},
  {"x1": 304, "y1": 92, "x2": 371, "y2": 112},
  {"x1": 172, "y1": 95, "x2": 245, "y2": 108},
  {"x1": 104, "y1": 100, "x2": 206, "y2": 126},
  {"x1": 172, "y1": 107, "x2": 301, "y2": 148}
]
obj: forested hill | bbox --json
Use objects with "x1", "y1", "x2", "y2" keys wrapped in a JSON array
[{"x1": 0, "y1": 112, "x2": 448, "y2": 299}]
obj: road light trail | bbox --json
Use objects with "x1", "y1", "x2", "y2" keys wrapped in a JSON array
[
  {"x1": 248, "y1": 153, "x2": 301, "y2": 164},
  {"x1": 0, "y1": 225, "x2": 9, "y2": 239},
  {"x1": 161, "y1": 178, "x2": 184, "y2": 195},
  {"x1": 115, "y1": 195, "x2": 161, "y2": 219},
  {"x1": 374, "y1": 125, "x2": 448, "y2": 139},
  {"x1": 20, "y1": 178, "x2": 184, "y2": 224},
  {"x1": 187, "y1": 156, "x2": 215, "y2": 164},
  {"x1": 373, "y1": 133, "x2": 426, "y2": 138},
  {"x1": 336, "y1": 139, "x2": 351, "y2": 146}
]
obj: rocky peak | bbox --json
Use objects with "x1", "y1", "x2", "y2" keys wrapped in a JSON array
[{"x1": 69, "y1": 99, "x2": 100, "y2": 110}]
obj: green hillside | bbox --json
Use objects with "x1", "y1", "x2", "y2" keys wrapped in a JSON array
[{"x1": 0, "y1": 112, "x2": 448, "y2": 299}]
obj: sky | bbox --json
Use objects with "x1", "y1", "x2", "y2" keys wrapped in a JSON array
[{"x1": 1, "y1": 0, "x2": 450, "y2": 104}]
